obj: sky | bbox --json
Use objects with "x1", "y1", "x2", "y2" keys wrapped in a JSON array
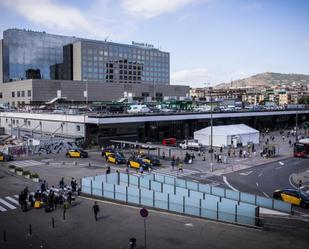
[{"x1": 0, "y1": 0, "x2": 309, "y2": 87}]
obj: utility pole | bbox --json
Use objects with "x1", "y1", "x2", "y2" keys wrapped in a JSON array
[
  {"x1": 205, "y1": 83, "x2": 214, "y2": 172},
  {"x1": 295, "y1": 92, "x2": 299, "y2": 143}
]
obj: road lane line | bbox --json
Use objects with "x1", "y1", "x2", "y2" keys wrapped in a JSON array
[
  {"x1": 256, "y1": 182, "x2": 259, "y2": 187},
  {"x1": 0, "y1": 198, "x2": 16, "y2": 209},
  {"x1": 0, "y1": 205, "x2": 7, "y2": 212},
  {"x1": 279, "y1": 161, "x2": 284, "y2": 165},
  {"x1": 275, "y1": 166, "x2": 282, "y2": 170},
  {"x1": 288, "y1": 174, "x2": 297, "y2": 189},
  {"x1": 262, "y1": 192, "x2": 270, "y2": 198},
  {"x1": 5, "y1": 196, "x2": 19, "y2": 206},
  {"x1": 258, "y1": 173, "x2": 263, "y2": 177},
  {"x1": 223, "y1": 176, "x2": 239, "y2": 192}
]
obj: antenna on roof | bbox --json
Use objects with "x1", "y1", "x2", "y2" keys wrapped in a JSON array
[{"x1": 104, "y1": 36, "x2": 109, "y2": 42}]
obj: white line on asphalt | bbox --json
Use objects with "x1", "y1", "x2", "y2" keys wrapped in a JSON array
[
  {"x1": 5, "y1": 196, "x2": 19, "y2": 206},
  {"x1": 262, "y1": 192, "x2": 270, "y2": 198},
  {"x1": 0, "y1": 198, "x2": 16, "y2": 209},
  {"x1": 223, "y1": 176, "x2": 239, "y2": 192},
  {"x1": 14, "y1": 195, "x2": 18, "y2": 198},
  {"x1": 275, "y1": 167, "x2": 282, "y2": 170},
  {"x1": 288, "y1": 174, "x2": 297, "y2": 189},
  {"x1": 258, "y1": 173, "x2": 263, "y2": 178},
  {"x1": 0, "y1": 205, "x2": 7, "y2": 212},
  {"x1": 279, "y1": 161, "x2": 284, "y2": 166},
  {"x1": 239, "y1": 170, "x2": 253, "y2": 176},
  {"x1": 256, "y1": 182, "x2": 259, "y2": 187}
]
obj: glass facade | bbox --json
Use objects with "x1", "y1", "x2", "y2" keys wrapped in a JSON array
[
  {"x1": 2, "y1": 29, "x2": 79, "y2": 82},
  {"x1": 2, "y1": 29, "x2": 170, "y2": 85},
  {"x1": 80, "y1": 40, "x2": 170, "y2": 85}
]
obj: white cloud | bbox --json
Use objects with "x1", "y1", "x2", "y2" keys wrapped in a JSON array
[
  {"x1": 171, "y1": 68, "x2": 249, "y2": 87},
  {"x1": 121, "y1": 0, "x2": 203, "y2": 19},
  {"x1": 0, "y1": 0, "x2": 111, "y2": 39}
]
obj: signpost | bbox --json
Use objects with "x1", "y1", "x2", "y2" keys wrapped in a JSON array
[{"x1": 140, "y1": 208, "x2": 149, "y2": 249}]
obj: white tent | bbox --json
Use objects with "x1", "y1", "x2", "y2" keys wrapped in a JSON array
[{"x1": 194, "y1": 124, "x2": 260, "y2": 147}]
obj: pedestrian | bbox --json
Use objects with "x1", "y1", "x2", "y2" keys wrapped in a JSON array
[
  {"x1": 41, "y1": 180, "x2": 46, "y2": 192},
  {"x1": 162, "y1": 151, "x2": 165, "y2": 160},
  {"x1": 59, "y1": 177, "x2": 65, "y2": 189},
  {"x1": 171, "y1": 159, "x2": 175, "y2": 170},
  {"x1": 93, "y1": 201, "x2": 100, "y2": 221},
  {"x1": 220, "y1": 147, "x2": 223, "y2": 153},
  {"x1": 106, "y1": 166, "x2": 111, "y2": 174},
  {"x1": 298, "y1": 180, "x2": 303, "y2": 189}
]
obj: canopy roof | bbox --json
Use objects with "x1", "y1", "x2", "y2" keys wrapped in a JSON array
[{"x1": 194, "y1": 124, "x2": 259, "y2": 136}]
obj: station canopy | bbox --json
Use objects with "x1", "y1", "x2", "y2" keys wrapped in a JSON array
[{"x1": 194, "y1": 124, "x2": 259, "y2": 147}]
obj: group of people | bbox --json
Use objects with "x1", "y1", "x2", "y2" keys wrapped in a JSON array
[{"x1": 18, "y1": 177, "x2": 80, "y2": 213}]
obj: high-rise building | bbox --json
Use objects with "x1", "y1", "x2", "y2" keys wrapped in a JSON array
[{"x1": 0, "y1": 29, "x2": 170, "y2": 85}]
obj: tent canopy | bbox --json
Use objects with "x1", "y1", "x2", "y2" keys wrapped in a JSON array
[{"x1": 194, "y1": 124, "x2": 259, "y2": 136}]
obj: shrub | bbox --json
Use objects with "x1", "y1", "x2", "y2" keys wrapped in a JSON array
[
  {"x1": 8, "y1": 165, "x2": 16, "y2": 169},
  {"x1": 30, "y1": 173, "x2": 39, "y2": 179},
  {"x1": 22, "y1": 170, "x2": 31, "y2": 176},
  {"x1": 15, "y1": 167, "x2": 23, "y2": 172}
]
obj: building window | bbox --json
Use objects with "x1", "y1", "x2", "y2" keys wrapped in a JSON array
[
  {"x1": 22, "y1": 91, "x2": 25, "y2": 97},
  {"x1": 17, "y1": 91, "x2": 20, "y2": 97},
  {"x1": 0, "y1": 92, "x2": 2, "y2": 98},
  {"x1": 12, "y1": 92, "x2": 15, "y2": 98},
  {"x1": 76, "y1": 125, "x2": 81, "y2": 131},
  {"x1": 6, "y1": 118, "x2": 8, "y2": 123},
  {"x1": 28, "y1": 90, "x2": 31, "y2": 97},
  {"x1": 28, "y1": 121, "x2": 31, "y2": 126}
]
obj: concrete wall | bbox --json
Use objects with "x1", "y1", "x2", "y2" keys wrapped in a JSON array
[
  {"x1": 73, "y1": 42, "x2": 82, "y2": 81},
  {"x1": 0, "y1": 39, "x2": 3, "y2": 84},
  {"x1": 0, "y1": 80, "x2": 33, "y2": 106}
]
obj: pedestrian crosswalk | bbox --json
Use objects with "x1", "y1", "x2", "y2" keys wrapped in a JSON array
[
  {"x1": 152, "y1": 167, "x2": 199, "y2": 177},
  {"x1": 10, "y1": 160, "x2": 43, "y2": 168},
  {"x1": 0, "y1": 195, "x2": 19, "y2": 213}
]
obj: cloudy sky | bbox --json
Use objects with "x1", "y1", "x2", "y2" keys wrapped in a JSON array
[{"x1": 0, "y1": 0, "x2": 308, "y2": 87}]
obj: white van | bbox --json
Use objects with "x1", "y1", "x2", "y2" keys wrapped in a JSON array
[
  {"x1": 179, "y1": 139, "x2": 202, "y2": 150},
  {"x1": 127, "y1": 105, "x2": 150, "y2": 114}
]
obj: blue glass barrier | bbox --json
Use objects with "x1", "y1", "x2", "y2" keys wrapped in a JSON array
[
  {"x1": 218, "y1": 202, "x2": 236, "y2": 223},
  {"x1": 237, "y1": 203, "x2": 257, "y2": 226},
  {"x1": 176, "y1": 187, "x2": 188, "y2": 197},
  {"x1": 103, "y1": 182, "x2": 114, "y2": 199},
  {"x1": 198, "y1": 184, "x2": 211, "y2": 194},
  {"x1": 212, "y1": 186, "x2": 225, "y2": 197},
  {"x1": 225, "y1": 189, "x2": 240, "y2": 201},
  {"x1": 151, "y1": 181, "x2": 162, "y2": 192},
  {"x1": 127, "y1": 186, "x2": 140, "y2": 204},
  {"x1": 164, "y1": 176, "x2": 175, "y2": 185},
  {"x1": 205, "y1": 194, "x2": 220, "y2": 203},
  {"x1": 129, "y1": 175, "x2": 139, "y2": 187},
  {"x1": 120, "y1": 173, "x2": 129, "y2": 184},
  {"x1": 221, "y1": 198, "x2": 238, "y2": 206},
  {"x1": 140, "y1": 178, "x2": 150, "y2": 190},
  {"x1": 141, "y1": 189, "x2": 154, "y2": 207},
  {"x1": 81, "y1": 178, "x2": 92, "y2": 194},
  {"x1": 189, "y1": 190, "x2": 204, "y2": 200},
  {"x1": 154, "y1": 192, "x2": 168, "y2": 210},
  {"x1": 185, "y1": 197, "x2": 200, "y2": 216},
  {"x1": 169, "y1": 194, "x2": 184, "y2": 213},
  {"x1": 175, "y1": 179, "x2": 186, "y2": 188},
  {"x1": 163, "y1": 184, "x2": 175, "y2": 195},
  {"x1": 187, "y1": 181, "x2": 198, "y2": 191},
  {"x1": 115, "y1": 185, "x2": 127, "y2": 202},
  {"x1": 273, "y1": 199, "x2": 291, "y2": 213},
  {"x1": 154, "y1": 174, "x2": 165, "y2": 184},
  {"x1": 201, "y1": 200, "x2": 217, "y2": 220},
  {"x1": 92, "y1": 181, "x2": 103, "y2": 197},
  {"x1": 106, "y1": 173, "x2": 118, "y2": 184},
  {"x1": 256, "y1": 196, "x2": 272, "y2": 209},
  {"x1": 240, "y1": 192, "x2": 256, "y2": 204},
  {"x1": 94, "y1": 175, "x2": 105, "y2": 182}
]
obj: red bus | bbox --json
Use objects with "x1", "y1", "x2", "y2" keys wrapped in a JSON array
[{"x1": 294, "y1": 138, "x2": 309, "y2": 158}]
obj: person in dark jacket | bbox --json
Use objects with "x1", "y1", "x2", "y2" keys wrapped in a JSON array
[{"x1": 93, "y1": 201, "x2": 100, "y2": 221}]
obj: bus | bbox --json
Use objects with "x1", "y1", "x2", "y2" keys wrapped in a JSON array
[{"x1": 294, "y1": 138, "x2": 309, "y2": 158}]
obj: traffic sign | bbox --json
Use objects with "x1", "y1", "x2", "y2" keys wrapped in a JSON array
[{"x1": 140, "y1": 208, "x2": 148, "y2": 218}]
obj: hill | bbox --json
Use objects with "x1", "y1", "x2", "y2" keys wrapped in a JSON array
[{"x1": 215, "y1": 72, "x2": 309, "y2": 89}]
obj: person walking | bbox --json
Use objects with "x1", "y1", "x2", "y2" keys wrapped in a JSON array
[{"x1": 93, "y1": 201, "x2": 100, "y2": 221}]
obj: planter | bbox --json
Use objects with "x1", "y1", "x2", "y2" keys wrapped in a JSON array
[
  {"x1": 32, "y1": 177, "x2": 39, "y2": 182},
  {"x1": 16, "y1": 171, "x2": 23, "y2": 175},
  {"x1": 24, "y1": 175, "x2": 30, "y2": 179},
  {"x1": 9, "y1": 169, "x2": 15, "y2": 173}
]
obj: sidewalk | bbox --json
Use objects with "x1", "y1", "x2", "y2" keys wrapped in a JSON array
[{"x1": 291, "y1": 171, "x2": 309, "y2": 193}]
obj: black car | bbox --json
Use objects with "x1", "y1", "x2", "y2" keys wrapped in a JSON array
[
  {"x1": 140, "y1": 155, "x2": 161, "y2": 166},
  {"x1": 273, "y1": 188, "x2": 309, "y2": 208}
]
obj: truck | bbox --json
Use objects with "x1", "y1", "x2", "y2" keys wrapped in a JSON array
[{"x1": 179, "y1": 139, "x2": 202, "y2": 150}]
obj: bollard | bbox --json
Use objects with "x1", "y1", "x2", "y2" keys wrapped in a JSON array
[
  {"x1": 62, "y1": 161, "x2": 65, "y2": 165},
  {"x1": 3, "y1": 230, "x2": 6, "y2": 242},
  {"x1": 28, "y1": 224, "x2": 32, "y2": 236},
  {"x1": 74, "y1": 161, "x2": 78, "y2": 166},
  {"x1": 63, "y1": 208, "x2": 66, "y2": 220},
  {"x1": 52, "y1": 217, "x2": 55, "y2": 228},
  {"x1": 45, "y1": 161, "x2": 49, "y2": 165},
  {"x1": 88, "y1": 162, "x2": 91, "y2": 167}
]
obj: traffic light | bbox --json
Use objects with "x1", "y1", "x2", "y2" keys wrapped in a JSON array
[{"x1": 129, "y1": 237, "x2": 136, "y2": 249}]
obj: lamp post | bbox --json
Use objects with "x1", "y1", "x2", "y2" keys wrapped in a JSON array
[
  {"x1": 205, "y1": 83, "x2": 213, "y2": 172},
  {"x1": 295, "y1": 92, "x2": 299, "y2": 143}
]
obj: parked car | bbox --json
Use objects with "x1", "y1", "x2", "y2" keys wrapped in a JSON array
[
  {"x1": 66, "y1": 149, "x2": 88, "y2": 158},
  {"x1": 106, "y1": 152, "x2": 126, "y2": 165},
  {"x1": 273, "y1": 188, "x2": 309, "y2": 208},
  {"x1": 127, "y1": 157, "x2": 151, "y2": 170},
  {"x1": 162, "y1": 138, "x2": 177, "y2": 146},
  {"x1": 0, "y1": 152, "x2": 13, "y2": 161},
  {"x1": 102, "y1": 148, "x2": 116, "y2": 157},
  {"x1": 140, "y1": 154, "x2": 161, "y2": 166},
  {"x1": 140, "y1": 142, "x2": 156, "y2": 150},
  {"x1": 127, "y1": 105, "x2": 150, "y2": 114}
]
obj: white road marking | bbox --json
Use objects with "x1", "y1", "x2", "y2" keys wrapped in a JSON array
[
  {"x1": 0, "y1": 206, "x2": 7, "y2": 212},
  {"x1": 288, "y1": 174, "x2": 297, "y2": 189},
  {"x1": 223, "y1": 176, "x2": 239, "y2": 192},
  {"x1": 279, "y1": 161, "x2": 284, "y2": 166},
  {"x1": 0, "y1": 198, "x2": 16, "y2": 209},
  {"x1": 256, "y1": 182, "x2": 259, "y2": 187},
  {"x1": 258, "y1": 173, "x2": 263, "y2": 178},
  {"x1": 263, "y1": 192, "x2": 270, "y2": 198},
  {"x1": 11, "y1": 160, "x2": 43, "y2": 168},
  {"x1": 14, "y1": 195, "x2": 18, "y2": 198},
  {"x1": 275, "y1": 166, "x2": 282, "y2": 170},
  {"x1": 239, "y1": 170, "x2": 253, "y2": 176},
  {"x1": 185, "y1": 223, "x2": 194, "y2": 227},
  {"x1": 5, "y1": 196, "x2": 19, "y2": 206}
]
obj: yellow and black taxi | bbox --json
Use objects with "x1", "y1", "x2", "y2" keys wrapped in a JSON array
[
  {"x1": 102, "y1": 148, "x2": 116, "y2": 157},
  {"x1": 273, "y1": 188, "x2": 309, "y2": 208},
  {"x1": 127, "y1": 157, "x2": 151, "y2": 170},
  {"x1": 66, "y1": 149, "x2": 88, "y2": 158},
  {"x1": 106, "y1": 152, "x2": 126, "y2": 165},
  {"x1": 0, "y1": 152, "x2": 13, "y2": 162},
  {"x1": 140, "y1": 154, "x2": 161, "y2": 166}
]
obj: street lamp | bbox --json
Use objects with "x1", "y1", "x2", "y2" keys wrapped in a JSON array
[
  {"x1": 205, "y1": 83, "x2": 214, "y2": 172},
  {"x1": 295, "y1": 92, "x2": 299, "y2": 143}
]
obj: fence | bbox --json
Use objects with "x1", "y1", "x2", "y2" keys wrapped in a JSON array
[
  {"x1": 82, "y1": 173, "x2": 260, "y2": 227},
  {"x1": 139, "y1": 173, "x2": 292, "y2": 213}
]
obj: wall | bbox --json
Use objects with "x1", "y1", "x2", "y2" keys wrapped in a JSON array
[
  {"x1": 73, "y1": 42, "x2": 82, "y2": 81},
  {"x1": 0, "y1": 39, "x2": 3, "y2": 84}
]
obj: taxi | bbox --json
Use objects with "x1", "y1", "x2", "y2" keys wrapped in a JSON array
[
  {"x1": 127, "y1": 157, "x2": 151, "y2": 170},
  {"x1": 106, "y1": 152, "x2": 126, "y2": 165},
  {"x1": 66, "y1": 149, "x2": 88, "y2": 158},
  {"x1": 102, "y1": 148, "x2": 116, "y2": 157},
  {"x1": 140, "y1": 154, "x2": 161, "y2": 166},
  {"x1": 0, "y1": 152, "x2": 13, "y2": 162},
  {"x1": 273, "y1": 188, "x2": 309, "y2": 208}
]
